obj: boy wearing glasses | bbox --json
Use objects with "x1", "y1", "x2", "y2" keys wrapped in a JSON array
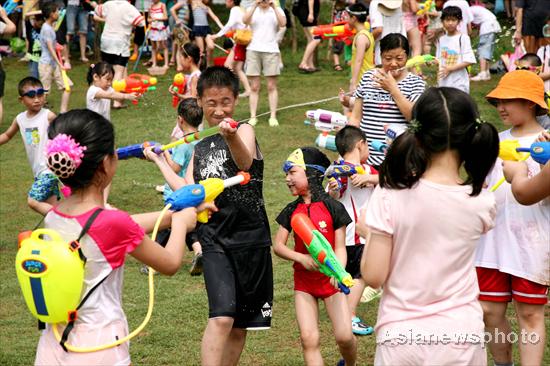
[{"x1": 0, "y1": 77, "x2": 59, "y2": 215}]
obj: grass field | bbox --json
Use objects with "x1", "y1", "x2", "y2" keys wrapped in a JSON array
[{"x1": 1, "y1": 5, "x2": 549, "y2": 365}]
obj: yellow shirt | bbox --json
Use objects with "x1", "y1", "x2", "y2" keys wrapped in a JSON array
[{"x1": 351, "y1": 29, "x2": 375, "y2": 86}]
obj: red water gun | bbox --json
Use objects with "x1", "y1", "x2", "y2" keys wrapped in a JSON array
[
  {"x1": 112, "y1": 74, "x2": 157, "y2": 105},
  {"x1": 312, "y1": 22, "x2": 356, "y2": 45},
  {"x1": 171, "y1": 73, "x2": 186, "y2": 108}
]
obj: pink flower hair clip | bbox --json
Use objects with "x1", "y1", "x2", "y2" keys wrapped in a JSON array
[{"x1": 46, "y1": 134, "x2": 87, "y2": 179}]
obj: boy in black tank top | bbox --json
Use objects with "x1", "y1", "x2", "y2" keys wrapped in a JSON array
[{"x1": 185, "y1": 66, "x2": 273, "y2": 366}]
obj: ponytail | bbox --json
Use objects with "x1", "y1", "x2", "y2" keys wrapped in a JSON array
[
  {"x1": 86, "y1": 62, "x2": 114, "y2": 85},
  {"x1": 462, "y1": 122, "x2": 499, "y2": 196}
]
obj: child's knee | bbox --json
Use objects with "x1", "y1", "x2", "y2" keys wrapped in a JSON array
[
  {"x1": 334, "y1": 329, "x2": 356, "y2": 348},
  {"x1": 516, "y1": 303, "x2": 545, "y2": 325},
  {"x1": 209, "y1": 316, "x2": 235, "y2": 330},
  {"x1": 480, "y1": 301, "x2": 507, "y2": 324},
  {"x1": 299, "y1": 330, "x2": 320, "y2": 350}
]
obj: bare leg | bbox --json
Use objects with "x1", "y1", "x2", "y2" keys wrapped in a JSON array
[
  {"x1": 163, "y1": 41, "x2": 169, "y2": 68},
  {"x1": 201, "y1": 317, "x2": 235, "y2": 366},
  {"x1": 113, "y1": 64, "x2": 126, "y2": 108},
  {"x1": 347, "y1": 278, "x2": 366, "y2": 318},
  {"x1": 60, "y1": 90, "x2": 70, "y2": 113},
  {"x1": 221, "y1": 328, "x2": 247, "y2": 366},
  {"x1": 151, "y1": 41, "x2": 158, "y2": 67},
  {"x1": 523, "y1": 35, "x2": 537, "y2": 53},
  {"x1": 325, "y1": 292, "x2": 357, "y2": 366},
  {"x1": 480, "y1": 300, "x2": 513, "y2": 364},
  {"x1": 0, "y1": 97, "x2": 3, "y2": 124},
  {"x1": 514, "y1": 301, "x2": 546, "y2": 366},
  {"x1": 248, "y1": 76, "x2": 260, "y2": 119},
  {"x1": 299, "y1": 37, "x2": 321, "y2": 70},
  {"x1": 407, "y1": 27, "x2": 422, "y2": 57},
  {"x1": 266, "y1": 76, "x2": 278, "y2": 120},
  {"x1": 79, "y1": 33, "x2": 88, "y2": 62},
  {"x1": 295, "y1": 291, "x2": 323, "y2": 366},
  {"x1": 234, "y1": 61, "x2": 251, "y2": 96}
]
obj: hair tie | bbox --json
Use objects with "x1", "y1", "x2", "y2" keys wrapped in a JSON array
[
  {"x1": 46, "y1": 134, "x2": 87, "y2": 179},
  {"x1": 408, "y1": 119, "x2": 421, "y2": 134},
  {"x1": 90, "y1": 63, "x2": 95, "y2": 68},
  {"x1": 475, "y1": 117, "x2": 487, "y2": 130}
]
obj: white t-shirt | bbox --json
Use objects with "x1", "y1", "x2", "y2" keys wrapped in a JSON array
[
  {"x1": 369, "y1": 0, "x2": 406, "y2": 65},
  {"x1": 443, "y1": 0, "x2": 473, "y2": 35},
  {"x1": 86, "y1": 85, "x2": 112, "y2": 121},
  {"x1": 246, "y1": 6, "x2": 284, "y2": 53},
  {"x1": 476, "y1": 129, "x2": 550, "y2": 286},
  {"x1": 16, "y1": 108, "x2": 51, "y2": 177},
  {"x1": 95, "y1": 0, "x2": 145, "y2": 57},
  {"x1": 214, "y1": 6, "x2": 246, "y2": 37},
  {"x1": 536, "y1": 45, "x2": 550, "y2": 92},
  {"x1": 436, "y1": 33, "x2": 476, "y2": 93},
  {"x1": 366, "y1": 180, "x2": 495, "y2": 343},
  {"x1": 469, "y1": 5, "x2": 501, "y2": 35}
]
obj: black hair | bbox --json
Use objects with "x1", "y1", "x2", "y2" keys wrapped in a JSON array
[
  {"x1": 182, "y1": 42, "x2": 201, "y2": 65},
  {"x1": 86, "y1": 62, "x2": 114, "y2": 85},
  {"x1": 441, "y1": 6, "x2": 463, "y2": 21},
  {"x1": 518, "y1": 53, "x2": 542, "y2": 67},
  {"x1": 223, "y1": 37, "x2": 235, "y2": 50},
  {"x1": 18, "y1": 76, "x2": 43, "y2": 96},
  {"x1": 346, "y1": 3, "x2": 368, "y2": 23},
  {"x1": 40, "y1": 1, "x2": 58, "y2": 19},
  {"x1": 380, "y1": 33, "x2": 410, "y2": 57},
  {"x1": 335, "y1": 125, "x2": 365, "y2": 156},
  {"x1": 233, "y1": 0, "x2": 241, "y2": 5},
  {"x1": 48, "y1": 109, "x2": 115, "y2": 191},
  {"x1": 197, "y1": 66, "x2": 240, "y2": 98},
  {"x1": 177, "y1": 98, "x2": 203, "y2": 128},
  {"x1": 301, "y1": 147, "x2": 331, "y2": 201},
  {"x1": 380, "y1": 87, "x2": 499, "y2": 196}
]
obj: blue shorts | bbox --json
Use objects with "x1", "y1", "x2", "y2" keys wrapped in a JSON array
[
  {"x1": 28, "y1": 172, "x2": 61, "y2": 202},
  {"x1": 478, "y1": 33, "x2": 496, "y2": 61},
  {"x1": 66, "y1": 5, "x2": 89, "y2": 35}
]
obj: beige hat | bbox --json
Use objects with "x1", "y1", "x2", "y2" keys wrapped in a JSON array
[{"x1": 378, "y1": 0, "x2": 403, "y2": 16}]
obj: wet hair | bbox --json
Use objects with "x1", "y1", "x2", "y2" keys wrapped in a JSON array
[
  {"x1": 182, "y1": 42, "x2": 201, "y2": 65},
  {"x1": 197, "y1": 66, "x2": 240, "y2": 98},
  {"x1": 177, "y1": 98, "x2": 203, "y2": 128},
  {"x1": 48, "y1": 109, "x2": 115, "y2": 191},
  {"x1": 441, "y1": 6, "x2": 463, "y2": 21},
  {"x1": 301, "y1": 147, "x2": 331, "y2": 201},
  {"x1": 233, "y1": 0, "x2": 241, "y2": 5},
  {"x1": 346, "y1": 3, "x2": 368, "y2": 23},
  {"x1": 518, "y1": 53, "x2": 542, "y2": 67},
  {"x1": 335, "y1": 125, "x2": 366, "y2": 156},
  {"x1": 40, "y1": 1, "x2": 58, "y2": 19},
  {"x1": 86, "y1": 62, "x2": 114, "y2": 85},
  {"x1": 380, "y1": 87, "x2": 499, "y2": 196},
  {"x1": 380, "y1": 33, "x2": 410, "y2": 57},
  {"x1": 18, "y1": 76, "x2": 43, "y2": 96}
]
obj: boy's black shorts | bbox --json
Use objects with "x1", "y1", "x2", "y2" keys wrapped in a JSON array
[
  {"x1": 345, "y1": 244, "x2": 364, "y2": 279},
  {"x1": 101, "y1": 51, "x2": 129, "y2": 67},
  {"x1": 332, "y1": 40, "x2": 345, "y2": 55},
  {"x1": 203, "y1": 244, "x2": 273, "y2": 329}
]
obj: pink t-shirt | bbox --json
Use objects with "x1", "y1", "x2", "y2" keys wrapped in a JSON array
[{"x1": 365, "y1": 180, "x2": 495, "y2": 343}]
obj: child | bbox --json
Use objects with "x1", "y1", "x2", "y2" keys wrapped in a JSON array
[
  {"x1": 169, "y1": 43, "x2": 201, "y2": 114},
  {"x1": 331, "y1": 0, "x2": 350, "y2": 71},
  {"x1": 39, "y1": 1, "x2": 73, "y2": 113},
  {"x1": 362, "y1": 87, "x2": 499, "y2": 364},
  {"x1": 86, "y1": 62, "x2": 138, "y2": 121},
  {"x1": 145, "y1": 98, "x2": 204, "y2": 275},
  {"x1": 436, "y1": 6, "x2": 476, "y2": 93},
  {"x1": 32, "y1": 108, "x2": 208, "y2": 365},
  {"x1": 469, "y1": 4, "x2": 501, "y2": 81},
  {"x1": 191, "y1": 0, "x2": 223, "y2": 67},
  {"x1": 169, "y1": 0, "x2": 191, "y2": 70},
  {"x1": 24, "y1": 12, "x2": 44, "y2": 79},
  {"x1": 347, "y1": 3, "x2": 374, "y2": 90},
  {"x1": 184, "y1": 66, "x2": 273, "y2": 366},
  {"x1": 476, "y1": 70, "x2": 549, "y2": 366},
  {"x1": 148, "y1": 0, "x2": 170, "y2": 68},
  {"x1": 327, "y1": 126, "x2": 379, "y2": 336},
  {"x1": 0, "y1": 77, "x2": 57, "y2": 215},
  {"x1": 274, "y1": 146, "x2": 357, "y2": 366}
]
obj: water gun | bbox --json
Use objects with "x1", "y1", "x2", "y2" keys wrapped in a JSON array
[
  {"x1": 171, "y1": 73, "x2": 186, "y2": 108},
  {"x1": 116, "y1": 141, "x2": 161, "y2": 160},
  {"x1": 312, "y1": 22, "x2": 356, "y2": 46},
  {"x1": 54, "y1": 43, "x2": 70, "y2": 92},
  {"x1": 315, "y1": 133, "x2": 337, "y2": 152},
  {"x1": 55, "y1": 8, "x2": 66, "y2": 31},
  {"x1": 326, "y1": 162, "x2": 366, "y2": 190},
  {"x1": 112, "y1": 74, "x2": 157, "y2": 105},
  {"x1": 490, "y1": 140, "x2": 530, "y2": 191},
  {"x1": 405, "y1": 54, "x2": 436, "y2": 72},
  {"x1": 416, "y1": 0, "x2": 435, "y2": 16},
  {"x1": 3, "y1": 0, "x2": 21, "y2": 15},
  {"x1": 304, "y1": 109, "x2": 348, "y2": 132},
  {"x1": 516, "y1": 141, "x2": 550, "y2": 165},
  {"x1": 166, "y1": 172, "x2": 250, "y2": 223},
  {"x1": 372, "y1": 140, "x2": 389, "y2": 154},
  {"x1": 290, "y1": 213, "x2": 354, "y2": 295}
]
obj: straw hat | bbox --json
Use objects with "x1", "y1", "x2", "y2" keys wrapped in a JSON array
[
  {"x1": 378, "y1": 0, "x2": 403, "y2": 16},
  {"x1": 486, "y1": 70, "x2": 548, "y2": 114}
]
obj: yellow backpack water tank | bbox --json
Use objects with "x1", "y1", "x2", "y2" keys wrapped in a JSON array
[{"x1": 15, "y1": 229, "x2": 84, "y2": 324}]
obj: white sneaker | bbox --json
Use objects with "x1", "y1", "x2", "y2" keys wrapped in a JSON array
[
  {"x1": 360, "y1": 286, "x2": 382, "y2": 303},
  {"x1": 471, "y1": 71, "x2": 490, "y2": 81},
  {"x1": 248, "y1": 117, "x2": 258, "y2": 126}
]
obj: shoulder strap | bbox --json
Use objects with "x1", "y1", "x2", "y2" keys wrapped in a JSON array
[{"x1": 73, "y1": 208, "x2": 103, "y2": 263}]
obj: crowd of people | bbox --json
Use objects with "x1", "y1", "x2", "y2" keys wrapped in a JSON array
[{"x1": 0, "y1": 0, "x2": 549, "y2": 365}]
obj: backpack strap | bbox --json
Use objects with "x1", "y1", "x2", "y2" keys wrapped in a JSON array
[{"x1": 70, "y1": 208, "x2": 103, "y2": 263}]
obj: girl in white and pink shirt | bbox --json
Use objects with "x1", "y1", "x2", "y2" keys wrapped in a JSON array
[
  {"x1": 34, "y1": 109, "x2": 212, "y2": 365},
  {"x1": 361, "y1": 87, "x2": 499, "y2": 365}
]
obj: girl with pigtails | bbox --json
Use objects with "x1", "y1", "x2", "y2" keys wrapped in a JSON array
[
  {"x1": 359, "y1": 87, "x2": 500, "y2": 365},
  {"x1": 34, "y1": 109, "x2": 214, "y2": 365}
]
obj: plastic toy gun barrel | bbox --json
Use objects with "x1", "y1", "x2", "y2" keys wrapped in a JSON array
[
  {"x1": 290, "y1": 213, "x2": 354, "y2": 295},
  {"x1": 116, "y1": 141, "x2": 160, "y2": 160}
]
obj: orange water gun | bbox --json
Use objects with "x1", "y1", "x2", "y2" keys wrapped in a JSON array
[
  {"x1": 312, "y1": 22, "x2": 356, "y2": 46},
  {"x1": 171, "y1": 73, "x2": 186, "y2": 108},
  {"x1": 112, "y1": 74, "x2": 157, "y2": 105}
]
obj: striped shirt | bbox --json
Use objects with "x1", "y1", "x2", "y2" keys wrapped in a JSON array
[{"x1": 354, "y1": 70, "x2": 425, "y2": 166}]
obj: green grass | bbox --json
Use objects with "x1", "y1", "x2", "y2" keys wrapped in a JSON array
[{"x1": 1, "y1": 6, "x2": 548, "y2": 365}]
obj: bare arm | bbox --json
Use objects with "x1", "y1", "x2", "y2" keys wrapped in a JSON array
[
  {"x1": 92, "y1": 88, "x2": 137, "y2": 102},
  {"x1": 273, "y1": 4, "x2": 286, "y2": 27},
  {"x1": 514, "y1": 7, "x2": 523, "y2": 44},
  {"x1": 333, "y1": 226, "x2": 347, "y2": 267},
  {"x1": 219, "y1": 121, "x2": 257, "y2": 171},
  {"x1": 47, "y1": 111, "x2": 57, "y2": 123},
  {"x1": 131, "y1": 209, "x2": 174, "y2": 233},
  {"x1": 0, "y1": 6, "x2": 16, "y2": 35},
  {"x1": 170, "y1": 2, "x2": 182, "y2": 23},
  {"x1": 348, "y1": 97, "x2": 363, "y2": 127},
  {"x1": 46, "y1": 40, "x2": 63, "y2": 68},
  {"x1": 361, "y1": 231, "x2": 392, "y2": 288},
  {"x1": 0, "y1": 119, "x2": 19, "y2": 145},
  {"x1": 273, "y1": 226, "x2": 318, "y2": 271},
  {"x1": 242, "y1": 4, "x2": 257, "y2": 25},
  {"x1": 504, "y1": 161, "x2": 550, "y2": 205},
  {"x1": 207, "y1": 6, "x2": 224, "y2": 29},
  {"x1": 371, "y1": 27, "x2": 382, "y2": 41},
  {"x1": 184, "y1": 153, "x2": 195, "y2": 183},
  {"x1": 143, "y1": 148, "x2": 187, "y2": 192},
  {"x1": 350, "y1": 34, "x2": 369, "y2": 88},
  {"x1": 374, "y1": 69, "x2": 414, "y2": 121}
]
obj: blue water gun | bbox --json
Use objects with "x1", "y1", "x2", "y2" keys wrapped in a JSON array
[
  {"x1": 3, "y1": 0, "x2": 21, "y2": 15},
  {"x1": 325, "y1": 161, "x2": 366, "y2": 190},
  {"x1": 116, "y1": 141, "x2": 161, "y2": 160},
  {"x1": 516, "y1": 142, "x2": 550, "y2": 165}
]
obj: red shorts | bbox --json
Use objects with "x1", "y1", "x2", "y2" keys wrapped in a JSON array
[
  {"x1": 294, "y1": 270, "x2": 338, "y2": 299},
  {"x1": 476, "y1": 267, "x2": 548, "y2": 305},
  {"x1": 234, "y1": 44, "x2": 246, "y2": 62}
]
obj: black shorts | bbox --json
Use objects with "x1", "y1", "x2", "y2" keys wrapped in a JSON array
[
  {"x1": 55, "y1": 14, "x2": 67, "y2": 45},
  {"x1": 332, "y1": 40, "x2": 345, "y2": 55},
  {"x1": 155, "y1": 228, "x2": 198, "y2": 252},
  {"x1": 101, "y1": 51, "x2": 129, "y2": 67},
  {"x1": 0, "y1": 64, "x2": 4, "y2": 98},
  {"x1": 345, "y1": 244, "x2": 364, "y2": 279},
  {"x1": 294, "y1": 0, "x2": 320, "y2": 28},
  {"x1": 203, "y1": 244, "x2": 273, "y2": 329},
  {"x1": 522, "y1": 12, "x2": 548, "y2": 38}
]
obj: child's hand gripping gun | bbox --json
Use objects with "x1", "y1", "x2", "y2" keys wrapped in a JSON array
[
  {"x1": 116, "y1": 141, "x2": 161, "y2": 160},
  {"x1": 416, "y1": 0, "x2": 435, "y2": 16},
  {"x1": 171, "y1": 73, "x2": 186, "y2": 108},
  {"x1": 405, "y1": 54, "x2": 436, "y2": 73},
  {"x1": 290, "y1": 213, "x2": 354, "y2": 295},
  {"x1": 166, "y1": 172, "x2": 251, "y2": 223},
  {"x1": 312, "y1": 21, "x2": 356, "y2": 45},
  {"x1": 325, "y1": 162, "x2": 366, "y2": 190},
  {"x1": 113, "y1": 74, "x2": 157, "y2": 105},
  {"x1": 491, "y1": 140, "x2": 531, "y2": 191},
  {"x1": 516, "y1": 142, "x2": 550, "y2": 165},
  {"x1": 54, "y1": 44, "x2": 71, "y2": 92}
]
